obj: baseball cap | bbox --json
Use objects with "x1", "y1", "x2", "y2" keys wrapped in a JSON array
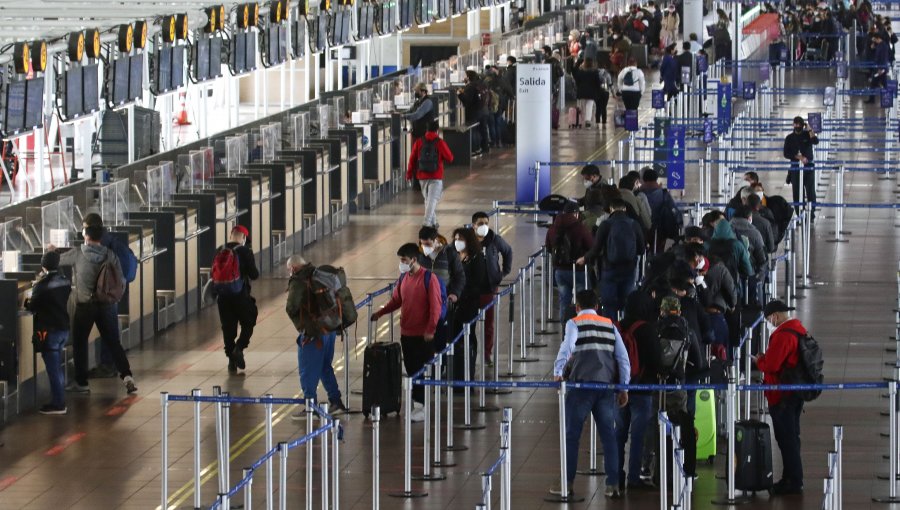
[
  {"x1": 660, "y1": 296, "x2": 681, "y2": 314},
  {"x1": 232, "y1": 225, "x2": 250, "y2": 238},
  {"x1": 763, "y1": 300, "x2": 795, "y2": 317}
]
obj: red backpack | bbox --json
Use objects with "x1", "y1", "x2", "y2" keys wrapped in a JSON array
[
  {"x1": 211, "y1": 246, "x2": 244, "y2": 295},
  {"x1": 615, "y1": 320, "x2": 645, "y2": 378}
]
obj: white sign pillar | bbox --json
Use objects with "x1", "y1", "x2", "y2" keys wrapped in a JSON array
[{"x1": 515, "y1": 64, "x2": 551, "y2": 202}]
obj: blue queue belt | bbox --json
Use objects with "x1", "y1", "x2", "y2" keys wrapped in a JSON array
[{"x1": 410, "y1": 378, "x2": 890, "y2": 392}]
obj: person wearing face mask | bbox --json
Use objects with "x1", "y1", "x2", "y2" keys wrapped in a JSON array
[
  {"x1": 213, "y1": 225, "x2": 260, "y2": 372},
  {"x1": 472, "y1": 212, "x2": 513, "y2": 365},
  {"x1": 618, "y1": 174, "x2": 652, "y2": 232},
  {"x1": 752, "y1": 300, "x2": 808, "y2": 495},
  {"x1": 418, "y1": 226, "x2": 466, "y2": 351},
  {"x1": 449, "y1": 227, "x2": 490, "y2": 379},
  {"x1": 404, "y1": 83, "x2": 436, "y2": 142},
  {"x1": 746, "y1": 194, "x2": 776, "y2": 254},
  {"x1": 783, "y1": 116, "x2": 818, "y2": 219},
  {"x1": 730, "y1": 206, "x2": 768, "y2": 289},
  {"x1": 578, "y1": 164, "x2": 615, "y2": 209},
  {"x1": 370, "y1": 243, "x2": 444, "y2": 422}
]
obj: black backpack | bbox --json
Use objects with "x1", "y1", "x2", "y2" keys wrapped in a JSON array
[
  {"x1": 552, "y1": 226, "x2": 575, "y2": 267},
  {"x1": 780, "y1": 331, "x2": 824, "y2": 402},
  {"x1": 606, "y1": 215, "x2": 637, "y2": 265},
  {"x1": 766, "y1": 195, "x2": 793, "y2": 243},
  {"x1": 656, "y1": 316, "x2": 690, "y2": 378},
  {"x1": 418, "y1": 138, "x2": 440, "y2": 173},
  {"x1": 623, "y1": 69, "x2": 636, "y2": 87}
]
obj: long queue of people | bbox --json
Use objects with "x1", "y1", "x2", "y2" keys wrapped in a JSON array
[{"x1": 542, "y1": 164, "x2": 813, "y2": 498}]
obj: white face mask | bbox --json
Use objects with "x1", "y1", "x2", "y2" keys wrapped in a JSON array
[
  {"x1": 454, "y1": 240, "x2": 466, "y2": 252},
  {"x1": 583, "y1": 179, "x2": 593, "y2": 188},
  {"x1": 475, "y1": 224, "x2": 490, "y2": 237},
  {"x1": 399, "y1": 262, "x2": 411, "y2": 274},
  {"x1": 422, "y1": 246, "x2": 435, "y2": 257}
]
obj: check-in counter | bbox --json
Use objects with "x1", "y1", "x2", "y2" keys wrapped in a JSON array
[
  {"x1": 282, "y1": 160, "x2": 304, "y2": 253},
  {"x1": 155, "y1": 206, "x2": 200, "y2": 324},
  {"x1": 361, "y1": 118, "x2": 393, "y2": 209},
  {"x1": 106, "y1": 226, "x2": 158, "y2": 348},
  {"x1": 310, "y1": 136, "x2": 350, "y2": 233},
  {"x1": 328, "y1": 128, "x2": 363, "y2": 210},
  {"x1": 170, "y1": 200, "x2": 210, "y2": 317},
  {"x1": 247, "y1": 162, "x2": 291, "y2": 265},
  {"x1": 0, "y1": 276, "x2": 35, "y2": 420},
  {"x1": 128, "y1": 210, "x2": 176, "y2": 331},
  {"x1": 241, "y1": 170, "x2": 274, "y2": 274},
  {"x1": 277, "y1": 150, "x2": 319, "y2": 247},
  {"x1": 124, "y1": 220, "x2": 163, "y2": 341},
  {"x1": 212, "y1": 174, "x2": 255, "y2": 261},
  {"x1": 204, "y1": 186, "x2": 242, "y2": 249}
]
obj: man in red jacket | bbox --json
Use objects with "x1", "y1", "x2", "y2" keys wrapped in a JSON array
[
  {"x1": 371, "y1": 242, "x2": 444, "y2": 422},
  {"x1": 407, "y1": 120, "x2": 454, "y2": 229},
  {"x1": 753, "y1": 300, "x2": 806, "y2": 495}
]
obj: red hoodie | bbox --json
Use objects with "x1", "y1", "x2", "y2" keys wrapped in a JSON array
[
  {"x1": 379, "y1": 267, "x2": 443, "y2": 337},
  {"x1": 756, "y1": 318, "x2": 806, "y2": 406},
  {"x1": 407, "y1": 131, "x2": 454, "y2": 181}
]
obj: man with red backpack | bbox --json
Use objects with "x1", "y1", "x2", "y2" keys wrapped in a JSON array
[
  {"x1": 211, "y1": 225, "x2": 259, "y2": 372},
  {"x1": 614, "y1": 290, "x2": 661, "y2": 492},
  {"x1": 407, "y1": 120, "x2": 454, "y2": 229}
]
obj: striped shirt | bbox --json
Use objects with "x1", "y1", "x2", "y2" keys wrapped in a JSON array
[{"x1": 554, "y1": 309, "x2": 631, "y2": 385}]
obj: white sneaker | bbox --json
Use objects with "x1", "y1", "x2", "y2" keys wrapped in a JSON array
[{"x1": 409, "y1": 403, "x2": 426, "y2": 423}]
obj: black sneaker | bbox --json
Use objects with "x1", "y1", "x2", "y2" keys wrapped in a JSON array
[
  {"x1": 231, "y1": 348, "x2": 246, "y2": 370},
  {"x1": 39, "y1": 404, "x2": 67, "y2": 415},
  {"x1": 227, "y1": 359, "x2": 237, "y2": 373},
  {"x1": 329, "y1": 398, "x2": 348, "y2": 413},
  {"x1": 87, "y1": 364, "x2": 118, "y2": 379}
]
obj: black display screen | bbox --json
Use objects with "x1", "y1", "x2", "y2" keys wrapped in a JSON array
[
  {"x1": 196, "y1": 37, "x2": 211, "y2": 81},
  {"x1": 317, "y1": 13, "x2": 329, "y2": 50},
  {"x1": 267, "y1": 25, "x2": 282, "y2": 65},
  {"x1": 330, "y1": 12, "x2": 341, "y2": 46},
  {"x1": 293, "y1": 19, "x2": 307, "y2": 57},
  {"x1": 342, "y1": 10, "x2": 352, "y2": 44},
  {"x1": 171, "y1": 46, "x2": 185, "y2": 90},
  {"x1": 210, "y1": 37, "x2": 223, "y2": 78},
  {"x1": 82, "y1": 64, "x2": 100, "y2": 113},
  {"x1": 400, "y1": 0, "x2": 413, "y2": 28},
  {"x1": 233, "y1": 32, "x2": 247, "y2": 73},
  {"x1": 358, "y1": 5, "x2": 374, "y2": 39},
  {"x1": 157, "y1": 46, "x2": 172, "y2": 93},
  {"x1": 113, "y1": 56, "x2": 130, "y2": 105},
  {"x1": 25, "y1": 77, "x2": 44, "y2": 130},
  {"x1": 246, "y1": 32, "x2": 257, "y2": 71},
  {"x1": 130, "y1": 53, "x2": 144, "y2": 101},
  {"x1": 65, "y1": 67, "x2": 83, "y2": 119},
  {"x1": 5, "y1": 80, "x2": 26, "y2": 134}
]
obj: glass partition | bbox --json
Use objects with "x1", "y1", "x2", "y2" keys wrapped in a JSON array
[
  {"x1": 316, "y1": 103, "x2": 333, "y2": 138},
  {"x1": 97, "y1": 179, "x2": 130, "y2": 227},
  {"x1": 225, "y1": 136, "x2": 243, "y2": 175},
  {"x1": 176, "y1": 151, "x2": 207, "y2": 192},
  {"x1": 25, "y1": 197, "x2": 75, "y2": 251},
  {"x1": 267, "y1": 123, "x2": 283, "y2": 152},
  {"x1": 330, "y1": 96, "x2": 346, "y2": 126},
  {"x1": 351, "y1": 89, "x2": 373, "y2": 122},
  {"x1": 291, "y1": 112, "x2": 310, "y2": 148},
  {"x1": 0, "y1": 218, "x2": 27, "y2": 271}
]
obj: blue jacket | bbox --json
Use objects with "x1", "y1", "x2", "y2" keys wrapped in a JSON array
[
  {"x1": 660, "y1": 54, "x2": 680, "y2": 93},
  {"x1": 480, "y1": 230, "x2": 513, "y2": 289}
]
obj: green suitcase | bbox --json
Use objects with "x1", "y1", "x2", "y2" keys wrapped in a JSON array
[{"x1": 695, "y1": 389, "x2": 717, "y2": 462}]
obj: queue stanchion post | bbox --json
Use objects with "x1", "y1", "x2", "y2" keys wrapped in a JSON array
[
  {"x1": 390, "y1": 377, "x2": 428, "y2": 498},
  {"x1": 527, "y1": 260, "x2": 547, "y2": 348},
  {"x1": 536, "y1": 247, "x2": 555, "y2": 336},
  {"x1": 213, "y1": 386, "x2": 226, "y2": 496},
  {"x1": 223, "y1": 392, "x2": 231, "y2": 491},
  {"x1": 659, "y1": 411, "x2": 668, "y2": 510},
  {"x1": 481, "y1": 474, "x2": 492, "y2": 510},
  {"x1": 488, "y1": 294, "x2": 511, "y2": 394},
  {"x1": 415, "y1": 367, "x2": 446, "y2": 480},
  {"x1": 321, "y1": 404, "x2": 330, "y2": 510},
  {"x1": 544, "y1": 381, "x2": 584, "y2": 503},
  {"x1": 305, "y1": 400, "x2": 314, "y2": 510},
  {"x1": 278, "y1": 442, "x2": 288, "y2": 510},
  {"x1": 576, "y1": 416, "x2": 604, "y2": 476},
  {"x1": 501, "y1": 282, "x2": 525, "y2": 378},
  {"x1": 712, "y1": 364, "x2": 749, "y2": 505},
  {"x1": 372, "y1": 406, "x2": 381, "y2": 509},
  {"x1": 477, "y1": 309, "x2": 500, "y2": 410},
  {"x1": 547, "y1": 252, "x2": 557, "y2": 324},
  {"x1": 160, "y1": 392, "x2": 169, "y2": 510},
  {"x1": 243, "y1": 467, "x2": 253, "y2": 510},
  {"x1": 432, "y1": 355, "x2": 455, "y2": 467},
  {"x1": 491, "y1": 200, "x2": 499, "y2": 233},
  {"x1": 531, "y1": 161, "x2": 541, "y2": 223},
  {"x1": 444, "y1": 342, "x2": 468, "y2": 452},
  {"x1": 500, "y1": 408, "x2": 512, "y2": 510},
  {"x1": 192, "y1": 388, "x2": 201, "y2": 510},
  {"x1": 516, "y1": 268, "x2": 538, "y2": 363},
  {"x1": 834, "y1": 425, "x2": 843, "y2": 510},
  {"x1": 265, "y1": 393, "x2": 274, "y2": 510},
  {"x1": 458, "y1": 322, "x2": 486, "y2": 430},
  {"x1": 874, "y1": 369, "x2": 900, "y2": 502}
]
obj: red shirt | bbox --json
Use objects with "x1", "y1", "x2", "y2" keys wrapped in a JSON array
[
  {"x1": 379, "y1": 268, "x2": 443, "y2": 337},
  {"x1": 756, "y1": 318, "x2": 806, "y2": 406},
  {"x1": 406, "y1": 131, "x2": 454, "y2": 181}
]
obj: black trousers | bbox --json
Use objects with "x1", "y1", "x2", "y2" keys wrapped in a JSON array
[
  {"x1": 400, "y1": 335, "x2": 434, "y2": 404},
  {"x1": 217, "y1": 294, "x2": 258, "y2": 356},
  {"x1": 622, "y1": 91, "x2": 642, "y2": 110},
  {"x1": 770, "y1": 397, "x2": 804, "y2": 486},
  {"x1": 72, "y1": 302, "x2": 132, "y2": 385},
  {"x1": 596, "y1": 89, "x2": 610, "y2": 122},
  {"x1": 789, "y1": 164, "x2": 817, "y2": 217}
]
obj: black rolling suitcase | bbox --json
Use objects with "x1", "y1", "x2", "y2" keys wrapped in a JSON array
[
  {"x1": 734, "y1": 419, "x2": 774, "y2": 493},
  {"x1": 362, "y1": 342, "x2": 402, "y2": 418}
]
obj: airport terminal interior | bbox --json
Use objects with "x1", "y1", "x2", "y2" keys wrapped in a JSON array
[{"x1": 1, "y1": 0, "x2": 899, "y2": 509}]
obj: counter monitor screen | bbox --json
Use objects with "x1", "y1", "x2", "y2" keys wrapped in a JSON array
[
  {"x1": 400, "y1": 0, "x2": 413, "y2": 28},
  {"x1": 316, "y1": 13, "x2": 328, "y2": 51},
  {"x1": 209, "y1": 37, "x2": 223, "y2": 78},
  {"x1": 65, "y1": 67, "x2": 84, "y2": 119},
  {"x1": 246, "y1": 32, "x2": 257, "y2": 71},
  {"x1": 156, "y1": 46, "x2": 172, "y2": 93},
  {"x1": 82, "y1": 64, "x2": 100, "y2": 113},
  {"x1": 130, "y1": 53, "x2": 144, "y2": 100},
  {"x1": 25, "y1": 77, "x2": 44, "y2": 130},
  {"x1": 232, "y1": 32, "x2": 247, "y2": 73},
  {"x1": 112, "y1": 56, "x2": 130, "y2": 105},
  {"x1": 4, "y1": 80, "x2": 26, "y2": 135},
  {"x1": 195, "y1": 37, "x2": 211, "y2": 81}
]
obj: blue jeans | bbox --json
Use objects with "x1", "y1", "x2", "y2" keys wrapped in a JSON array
[
  {"x1": 599, "y1": 269, "x2": 635, "y2": 320},
  {"x1": 616, "y1": 393, "x2": 653, "y2": 484},
  {"x1": 297, "y1": 332, "x2": 341, "y2": 403},
  {"x1": 41, "y1": 330, "x2": 68, "y2": 407},
  {"x1": 565, "y1": 388, "x2": 620, "y2": 487},
  {"x1": 555, "y1": 268, "x2": 589, "y2": 321}
]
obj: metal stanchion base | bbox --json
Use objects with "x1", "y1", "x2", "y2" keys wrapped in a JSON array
[
  {"x1": 433, "y1": 459, "x2": 456, "y2": 467},
  {"x1": 826, "y1": 238, "x2": 849, "y2": 243},
  {"x1": 515, "y1": 357, "x2": 540, "y2": 363},
  {"x1": 711, "y1": 495, "x2": 751, "y2": 505},
  {"x1": 499, "y1": 372, "x2": 526, "y2": 378},
  {"x1": 527, "y1": 341, "x2": 549, "y2": 348},
  {"x1": 475, "y1": 404, "x2": 500, "y2": 413},
  {"x1": 544, "y1": 493, "x2": 585, "y2": 503},
  {"x1": 486, "y1": 387, "x2": 512, "y2": 395},
  {"x1": 388, "y1": 490, "x2": 428, "y2": 498},
  {"x1": 351, "y1": 389, "x2": 363, "y2": 395},
  {"x1": 535, "y1": 329, "x2": 559, "y2": 336},
  {"x1": 575, "y1": 467, "x2": 605, "y2": 476},
  {"x1": 872, "y1": 496, "x2": 900, "y2": 502},
  {"x1": 412, "y1": 473, "x2": 447, "y2": 481},
  {"x1": 443, "y1": 444, "x2": 469, "y2": 452},
  {"x1": 336, "y1": 407, "x2": 363, "y2": 415},
  {"x1": 454, "y1": 423, "x2": 487, "y2": 430}
]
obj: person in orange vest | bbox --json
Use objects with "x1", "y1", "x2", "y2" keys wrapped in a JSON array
[{"x1": 549, "y1": 290, "x2": 630, "y2": 499}]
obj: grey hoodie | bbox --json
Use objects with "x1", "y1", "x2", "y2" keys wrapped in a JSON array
[{"x1": 58, "y1": 243, "x2": 124, "y2": 304}]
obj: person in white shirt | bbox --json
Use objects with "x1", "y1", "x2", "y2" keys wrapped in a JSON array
[{"x1": 616, "y1": 57, "x2": 646, "y2": 111}]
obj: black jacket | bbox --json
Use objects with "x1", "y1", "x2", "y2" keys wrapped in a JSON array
[
  {"x1": 26, "y1": 271, "x2": 71, "y2": 332},
  {"x1": 418, "y1": 244, "x2": 466, "y2": 298},
  {"x1": 480, "y1": 230, "x2": 513, "y2": 288},
  {"x1": 223, "y1": 241, "x2": 260, "y2": 294},
  {"x1": 585, "y1": 211, "x2": 646, "y2": 271},
  {"x1": 406, "y1": 94, "x2": 436, "y2": 139},
  {"x1": 458, "y1": 80, "x2": 485, "y2": 123},
  {"x1": 783, "y1": 129, "x2": 819, "y2": 163},
  {"x1": 456, "y1": 251, "x2": 491, "y2": 322}
]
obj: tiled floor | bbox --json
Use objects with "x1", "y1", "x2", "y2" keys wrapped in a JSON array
[{"x1": 2, "y1": 66, "x2": 900, "y2": 510}]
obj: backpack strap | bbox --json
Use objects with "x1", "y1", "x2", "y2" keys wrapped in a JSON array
[{"x1": 626, "y1": 319, "x2": 646, "y2": 336}]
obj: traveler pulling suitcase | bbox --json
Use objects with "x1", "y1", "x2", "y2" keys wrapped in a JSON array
[
  {"x1": 568, "y1": 106, "x2": 581, "y2": 129},
  {"x1": 734, "y1": 419, "x2": 774, "y2": 493},
  {"x1": 362, "y1": 341, "x2": 403, "y2": 418},
  {"x1": 694, "y1": 389, "x2": 717, "y2": 462}
]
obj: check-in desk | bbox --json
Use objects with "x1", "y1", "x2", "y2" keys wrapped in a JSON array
[
  {"x1": 107, "y1": 226, "x2": 159, "y2": 348},
  {"x1": 169, "y1": 199, "x2": 211, "y2": 316},
  {"x1": 306, "y1": 138, "x2": 346, "y2": 236},
  {"x1": 360, "y1": 118, "x2": 393, "y2": 210},
  {"x1": 0, "y1": 276, "x2": 36, "y2": 421},
  {"x1": 328, "y1": 128, "x2": 363, "y2": 214},
  {"x1": 390, "y1": 113, "x2": 409, "y2": 191},
  {"x1": 247, "y1": 162, "x2": 291, "y2": 265},
  {"x1": 443, "y1": 85, "x2": 477, "y2": 167},
  {"x1": 213, "y1": 174, "x2": 270, "y2": 272},
  {"x1": 204, "y1": 186, "x2": 242, "y2": 250},
  {"x1": 277, "y1": 150, "x2": 319, "y2": 247},
  {"x1": 127, "y1": 210, "x2": 176, "y2": 331}
]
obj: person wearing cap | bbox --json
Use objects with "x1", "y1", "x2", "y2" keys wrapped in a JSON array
[
  {"x1": 25, "y1": 251, "x2": 72, "y2": 414},
  {"x1": 550, "y1": 290, "x2": 629, "y2": 499},
  {"x1": 216, "y1": 225, "x2": 260, "y2": 372},
  {"x1": 56, "y1": 224, "x2": 137, "y2": 395},
  {"x1": 783, "y1": 116, "x2": 818, "y2": 218},
  {"x1": 753, "y1": 300, "x2": 808, "y2": 495},
  {"x1": 404, "y1": 82, "x2": 436, "y2": 142},
  {"x1": 546, "y1": 202, "x2": 594, "y2": 321}
]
